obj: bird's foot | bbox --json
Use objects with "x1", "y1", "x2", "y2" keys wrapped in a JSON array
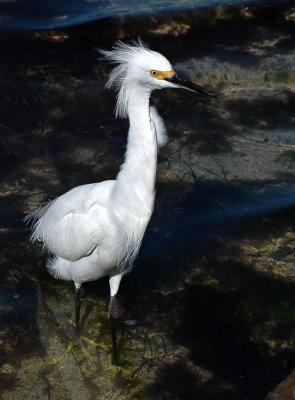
[
  {"x1": 80, "y1": 335, "x2": 109, "y2": 352},
  {"x1": 50, "y1": 339, "x2": 94, "y2": 365},
  {"x1": 49, "y1": 340, "x2": 75, "y2": 365},
  {"x1": 48, "y1": 323, "x2": 96, "y2": 366}
]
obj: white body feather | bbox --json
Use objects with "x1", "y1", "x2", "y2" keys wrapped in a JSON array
[{"x1": 28, "y1": 40, "x2": 172, "y2": 296}]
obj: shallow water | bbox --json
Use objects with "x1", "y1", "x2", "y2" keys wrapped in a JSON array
[
  {"x1": 0, "y1": 0, "x2": 295, "y2": 399},
  {"x1": 0, "y1": 0, "x2": 279, "y2": 30}
]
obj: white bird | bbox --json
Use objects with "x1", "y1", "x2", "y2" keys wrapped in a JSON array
[{"x1": 26, "y1": 39, "x2": 214, "y2": 362}]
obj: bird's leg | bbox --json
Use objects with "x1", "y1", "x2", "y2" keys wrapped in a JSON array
[
  {"x1": 109, "y1": 273, "x2": 123, "y2": 365},
  {"x1": 48, "y1": 282, "x2": 95, "y2": 365},
  {"x1": 74, "y1": 282, "x2": 82, "y2": 336},
  {"x1": 109, "y1": 295, "x2": 120, "y2": 365}
]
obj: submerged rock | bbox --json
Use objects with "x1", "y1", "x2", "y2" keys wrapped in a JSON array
[{"x1": 266, "y1": 369, "x2": 295, "y2": 400}]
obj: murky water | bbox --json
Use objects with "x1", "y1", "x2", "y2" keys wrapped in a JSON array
[{"x1": 0, "y1": 1, "x2": 295, "y2": 399}]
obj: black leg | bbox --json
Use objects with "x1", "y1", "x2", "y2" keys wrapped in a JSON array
[
  {"x1": 109, "y1": 295, "x2": 120, "y2": 365},
  {"x1": 74, "y1": 286, "x2": 81, "y2": 335}
]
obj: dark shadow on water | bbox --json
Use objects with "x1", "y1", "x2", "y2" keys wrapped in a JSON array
[
  {"x1": 118, "y1": 180, "x2": 295, "y2": 399},
  {"x1": 169, "y1": 264, "x2": 295, "y2": 399},
  {"x1": 225, "y1": 91, "x2": 295, "y2": 131}
]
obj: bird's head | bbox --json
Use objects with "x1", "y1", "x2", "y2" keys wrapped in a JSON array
[{"x1": 97, "y1": 39, "x2": 215, "y2": 118}]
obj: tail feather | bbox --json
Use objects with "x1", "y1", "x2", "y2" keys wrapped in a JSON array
[
  {"x1": 24, "y1": 199, "x2": 56, "y2": 243},
  {"x1": 47, "y1": 256, "x2": 72, "y2": 281}
]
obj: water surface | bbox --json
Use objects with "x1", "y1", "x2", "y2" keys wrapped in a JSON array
[
  {"x1": 0, "y1": 0, "x2": 287, "y2": 30},
  {"x1": 0, "y1": 1, "x2": 294, "y2": 399}
]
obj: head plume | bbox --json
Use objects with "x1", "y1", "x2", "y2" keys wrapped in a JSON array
[{"x1": 97, "y1": 38, "x2": 152, "y2": 118}]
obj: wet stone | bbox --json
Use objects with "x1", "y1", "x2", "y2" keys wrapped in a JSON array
[{"x1": 266, "y1": 369, "x2": 295, "y2": 400}]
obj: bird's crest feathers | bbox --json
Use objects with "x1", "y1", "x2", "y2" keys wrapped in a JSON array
[{"x1": 97, "y1": 39, "x2": 152, "y2": 118}]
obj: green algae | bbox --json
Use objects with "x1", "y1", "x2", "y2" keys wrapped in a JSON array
[
  {"x1": 276, "y1": 150, "x2": 295, "y2": 167},
  {"x1": 274, "y1": 71, "x2": 295, "y2": 85}
]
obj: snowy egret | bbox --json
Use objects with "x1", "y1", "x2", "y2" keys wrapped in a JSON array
[{"x1": 26, "y1": 39, "x2": 215, "y2": 363}]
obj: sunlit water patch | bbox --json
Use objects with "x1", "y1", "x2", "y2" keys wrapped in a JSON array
[{"x1": 0, "y1": 0, "x2": 286, "y2": 30}]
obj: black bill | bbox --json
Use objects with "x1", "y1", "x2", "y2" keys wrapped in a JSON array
[{"x1": 164, "y1": 73, "x2": 216, "y2": 98}]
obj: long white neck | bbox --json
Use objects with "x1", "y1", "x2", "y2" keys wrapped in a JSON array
[{"x1": 113, "y1": 85, "x2": 157, "y2": 217}]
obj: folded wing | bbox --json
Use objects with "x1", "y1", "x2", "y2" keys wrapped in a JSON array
[{"x1": 28, "y1": 182, "x2": 114, "y2": 261}]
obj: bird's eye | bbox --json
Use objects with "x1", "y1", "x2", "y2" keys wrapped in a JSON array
[{"x1": 150, "y1": 70, "x2": 159, "y2": 78}]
